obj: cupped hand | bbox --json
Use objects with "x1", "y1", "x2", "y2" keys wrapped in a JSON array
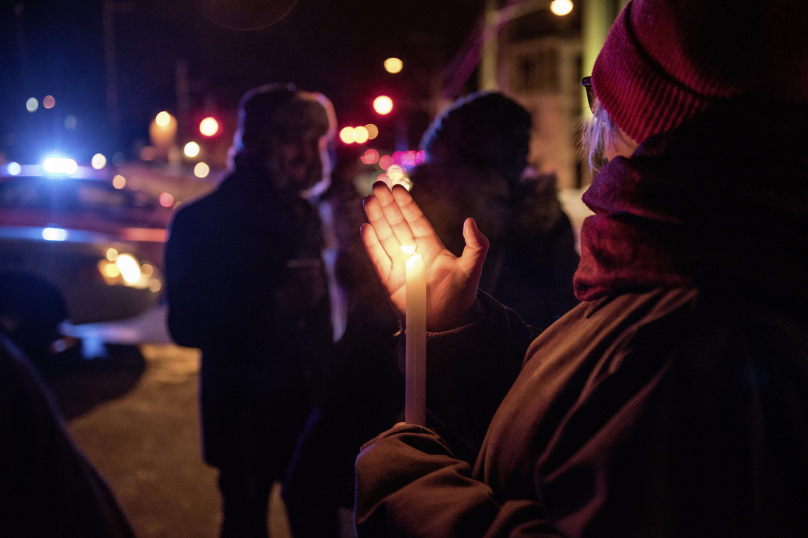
[{"x1": 361, "y1": 181, "x2": 489, "y2": 332}]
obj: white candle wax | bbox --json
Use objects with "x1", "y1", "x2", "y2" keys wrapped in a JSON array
[{"x1": 404, "y1": 250, "x2": 427, "y2": 426}]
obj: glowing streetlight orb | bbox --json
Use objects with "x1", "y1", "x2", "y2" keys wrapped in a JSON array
[
  {"x1": 184, "y1": 141, "x2": 200, "y2": 158},
  {"x1": 91, "y1": 153, "x2": 107, "y2": 169},
  {"x1": 354, "y1": 126, "x2": 369, "y2": 144},
  {"x1": 7, "y1": 162, "x2": 22, "y2": 176},
  {"x1": 26, "y1": 98, "x2": 38, "y2": 112},
  {"x1": 155, "y1": 111, "x2": 172, "y2": 127},
  {"x1": 366, "y1": 124, "x2": 379, "y2": 139},
  {"x1": 339, "y1": 126, "x2": 356, "y2": 144},
  {"x1": 159, "y1": 192, "x2": 175, "y2": 207},
  {"x1": 112, "y1": 175, "x2": 126, "y2": 189},
  {"x1": 373, "y1": 96, "x2": 393, "y2": 115},
  {"x1": 199, "y1": 117, "x2": 219, "y2": 137},
  {"x1": 550, "y1": 0, "x2": 573, "y2": 16},
  {"x1": 384, "y1": 57, "x2": 403, "y2": 74},
  {"x1": 194, "y1": 162, "x2": 210, "y2": 178},
  {"x1": 43, "y1": 95, "x2": 55, "y2": 109}
]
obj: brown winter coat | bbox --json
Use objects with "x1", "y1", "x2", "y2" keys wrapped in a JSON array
[{"x1": 355, "y1": 287, "x2": 808, "y2": 537}]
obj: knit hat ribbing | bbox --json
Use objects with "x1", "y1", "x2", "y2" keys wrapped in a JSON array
[{"x1": 592, "y1": 0, "x2": 808, "y2": 144}]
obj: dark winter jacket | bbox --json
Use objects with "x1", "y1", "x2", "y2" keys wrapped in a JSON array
[{"x1": 165, "y1": 166, "x2": 332, "y2": 470}]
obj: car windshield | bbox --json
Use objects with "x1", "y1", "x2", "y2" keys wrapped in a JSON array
[{"x1": 0, "y1": 177, "x2": 155, "y2": 213}]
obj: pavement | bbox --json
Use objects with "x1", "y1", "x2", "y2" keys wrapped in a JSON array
[{"x1": 52, "y1": 305, "x2": 293, "y2": 538}]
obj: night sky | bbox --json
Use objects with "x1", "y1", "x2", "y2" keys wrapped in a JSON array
[{"x1": 0, "y1": 0, "x2": 484, "y2": 165}]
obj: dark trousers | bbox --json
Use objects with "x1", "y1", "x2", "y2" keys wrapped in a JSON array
[{"x1": 218, "y1": 467, "x2": 274, "y2": 538}]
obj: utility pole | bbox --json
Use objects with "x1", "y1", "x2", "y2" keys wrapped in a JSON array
[
  {"x1": 582, "y1": 0, "x2": 628, "y2": 115},
  {"x1": 174, "y1": 58, "x2": 190, "y2": 144},
  {"x1": 103, "y1": 0, "x2": 119, "y2": 137},
  {"x1": 479, "y1": 0, "x2": 501, "y2": 91}
]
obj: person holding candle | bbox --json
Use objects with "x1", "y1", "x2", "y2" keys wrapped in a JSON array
[{"x1": 354, "y1": 0, "x2": 808, "y2": 536}]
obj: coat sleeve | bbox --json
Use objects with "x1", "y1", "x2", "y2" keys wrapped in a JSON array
[
  {"x1": 355, "y1": 425, "x2": 561, "y2": 538},
  {"x1": 415, "y1": 290, "x2": 542, "y2": 457},
  {"x1": 359, "y1": 294, "x2": 808, "y2": 538}
]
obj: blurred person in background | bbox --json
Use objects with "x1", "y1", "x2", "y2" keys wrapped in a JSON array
[
  {"x1": 353, "y1": 0, "x2": 808, "y2": 536},
  {"x1": 283, "y1": 144, "x2": 403, "y2": 538},
  {"x1": 0, "y1": 331, "x2": 135, "y2": 538},
  {"x1": 410, "y1": 91, "x2": 578, "y2": 332},
  {"x1": 165, "y1": 84, "x2": 335, "y2": 538}
]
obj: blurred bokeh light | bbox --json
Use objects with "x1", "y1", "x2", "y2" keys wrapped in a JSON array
[
  {"x1": 184, "y1": 142, "x2": 201, "y2": 158},
  {"x1": 550, "y1": 0, "x2": 573, "y2": 16},
  {"x1": 194, "y1": 162, "x2": 210, "y2": 178},
  {"x1": 373, "y1": 96, "x2": 393, "y2": 115},
  {"x1": 91, "y1": 153, "x2": 107, "y2": 169},
  {"x1": 199, "y1": 117, "x2": 220, "y2": 137},
  {"x1": 384, "y1": 57, "x2": 403, "y2": 73}
]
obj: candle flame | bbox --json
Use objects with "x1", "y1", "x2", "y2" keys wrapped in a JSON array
[{"x1": 400, "y1": 245, "x2": 416, "y2": 255}]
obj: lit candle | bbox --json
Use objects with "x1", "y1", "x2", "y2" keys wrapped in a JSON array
[{"x1": 401, "y1": 244, "x2": 426, "y2": 426}]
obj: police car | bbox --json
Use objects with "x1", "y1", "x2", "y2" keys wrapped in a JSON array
[{"x1": 0, "y1": 158, "x2": 169, "y2": 349}]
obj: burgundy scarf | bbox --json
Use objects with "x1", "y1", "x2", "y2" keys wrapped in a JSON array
[{"x1": 573, "y1": 99, "x2": 808, "y2": 303}]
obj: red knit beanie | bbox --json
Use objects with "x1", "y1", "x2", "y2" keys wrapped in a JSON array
[{"x1": 591, "y1": 0, "x2": 808, "y2": 144}]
